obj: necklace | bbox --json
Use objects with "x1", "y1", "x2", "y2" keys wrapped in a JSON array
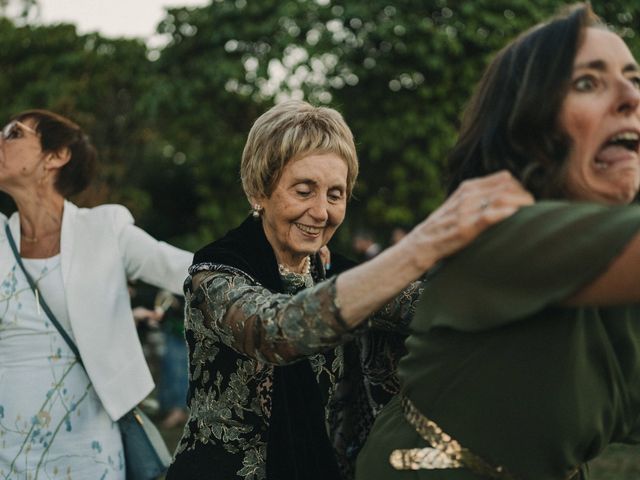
[
  {"x1": 278, "y1": 256, "x2": 312, "y2": 291},
  {"x1": 278, "y1": 256, "x2": 311, "y2": 276}
]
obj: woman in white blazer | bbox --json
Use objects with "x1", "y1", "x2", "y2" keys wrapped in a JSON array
[{"x1": 0, "y1": 110, "x2": 191, "y2": 479}]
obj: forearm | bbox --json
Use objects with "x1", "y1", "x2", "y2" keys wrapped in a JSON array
[
  {"x1": 192, "y1": 271, "x2": 351, "y2": 364},
  {"x1": 336, "y1": 235, "x2": 435, "y2": 328}
]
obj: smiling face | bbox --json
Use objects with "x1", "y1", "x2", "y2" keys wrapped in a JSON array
[
  {"x1": 257, "y1": 152, "x2": 348, "y2": 271},
  {"x1": 560, "y1": 27, "x2": 640, "y2": 204}
]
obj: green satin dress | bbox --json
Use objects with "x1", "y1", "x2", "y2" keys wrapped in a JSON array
[{"x1": 356, "y1": 201, "x2": 640, "y2": 480}]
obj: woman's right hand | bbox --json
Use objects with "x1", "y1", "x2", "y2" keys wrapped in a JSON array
[
  {"x1": 406, "y1": 170, "x2": 534, "y2": 271},
  {"x1": 336, "y1": 171, "x2": 533, "y2": 328}
]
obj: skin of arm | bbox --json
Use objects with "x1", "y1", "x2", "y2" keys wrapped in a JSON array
[{"x1": 566, "y1": 232, "x2": 640, "y2": 306}]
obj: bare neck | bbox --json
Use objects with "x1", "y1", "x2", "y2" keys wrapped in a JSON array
[{"x1": 13, "y1": 189, "x2": 65, "y2": 258}]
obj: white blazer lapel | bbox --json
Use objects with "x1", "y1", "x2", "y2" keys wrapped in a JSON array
[{"x1": 7, "y1": 211, "x2": 21, "y2": 247}]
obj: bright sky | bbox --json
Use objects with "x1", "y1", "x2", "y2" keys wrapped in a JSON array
[{"x1": 32, "y1": 0, "x2": 209, "y2": 42}]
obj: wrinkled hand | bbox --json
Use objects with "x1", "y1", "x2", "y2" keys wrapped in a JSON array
[{"x1": 407, "y1": 170, "x2": 533, "y2": 270}]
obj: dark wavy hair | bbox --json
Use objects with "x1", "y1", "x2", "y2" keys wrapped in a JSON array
[
  {"x1": 447, "y1": 3, "x2": 602, "y2": 198},
  {"x1": 11, "y1": 109, "x2": 97, "y2": 197}
]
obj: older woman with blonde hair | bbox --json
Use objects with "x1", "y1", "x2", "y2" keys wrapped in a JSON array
[{"x1": 167, "y1": 100, "x2": 533, "y2": 480}]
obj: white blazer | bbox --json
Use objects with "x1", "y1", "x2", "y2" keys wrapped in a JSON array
[{"x1": 0, "y1": 200, "x2": 192, "y2": 420}]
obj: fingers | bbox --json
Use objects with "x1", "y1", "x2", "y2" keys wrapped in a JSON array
[
  {"x1": 408, "y1": 172, "x2": 533, "y2": 266},
  {"x1": 454, "y1": 171, "x2": 516, "y2": 201},
  {"x1": 481, "y1": 190, "x2": 534, "y2": 213},
  {"x1": 454, "y1": 171, "x2": 533, "y2": 203},
  {"x1": 395, "y1": 171, "x2": 533, "y2": 273},
  {"x1": 319, "y1": 245, "x2": 332, "y2": 270},
  {"x1": 449, "y1": 171, "x2": 533, "y2": 219},
  {"x1": 477, "y1": 204, "x2": 521, "y2": 226}
]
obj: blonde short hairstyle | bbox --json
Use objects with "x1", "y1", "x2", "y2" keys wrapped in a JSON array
[{"x1": 241, "y1": 100, "x2": 359, "y2": 201}]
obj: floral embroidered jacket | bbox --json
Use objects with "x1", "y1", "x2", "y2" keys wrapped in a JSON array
[{"x1": 167, "y1": 216, "x2": 421, "y2": 480}]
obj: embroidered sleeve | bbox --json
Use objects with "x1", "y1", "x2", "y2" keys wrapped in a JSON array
[
  {"x1": 189, "y1": 269, "x2": 352, "y2": 364},
  {"x1": 366, "y1": 280, "x2": 423, "y2": 333}
]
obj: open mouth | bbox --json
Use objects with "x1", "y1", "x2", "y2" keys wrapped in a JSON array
[{"x1": 595, "y1": 131, "x2": 640, "y2": 170}]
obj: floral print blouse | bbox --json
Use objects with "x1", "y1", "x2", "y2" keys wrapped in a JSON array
[{"x1": 171, "y1": 262, "x2": 422, "y2": 480}]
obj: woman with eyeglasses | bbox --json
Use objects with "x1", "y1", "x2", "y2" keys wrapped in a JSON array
[{"x1": 0, "y1": 110, "x2": 191, "y2": 479}]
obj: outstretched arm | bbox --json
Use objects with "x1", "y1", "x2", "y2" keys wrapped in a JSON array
[{"x1": 189, "y1": 171, "x2": 533, "y2": 363}]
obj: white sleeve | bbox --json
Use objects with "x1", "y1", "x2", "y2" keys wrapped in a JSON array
[{"x1": 108, "y1": 205, "x2": 192, "y2": 295}]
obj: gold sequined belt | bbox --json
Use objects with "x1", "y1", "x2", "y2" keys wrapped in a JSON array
[{"x1": 391, "y1": 395, "x2": 581, "y2": 480}]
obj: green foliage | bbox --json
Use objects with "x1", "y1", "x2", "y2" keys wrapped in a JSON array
[
  {"x1": 0, "y1": 18, "x2": 170, "y2": 228},
  {"x1": 1, "y1": 0, "x2": 640, "y2": 251}
]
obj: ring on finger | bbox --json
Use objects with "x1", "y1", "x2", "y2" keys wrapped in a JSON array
[{"x1": 480, "y1": 198, "x2": 490, "y2": 211}]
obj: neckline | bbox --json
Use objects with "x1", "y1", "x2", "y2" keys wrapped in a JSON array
[
  {"x1": 278, "y1": 256, "x2": 311, "y2": 276},
  {"x1": 21, "y1": 253, "x2": 61, "y2": 262}
]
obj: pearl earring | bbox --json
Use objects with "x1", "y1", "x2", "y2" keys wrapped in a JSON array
[{"x1": 251, "y1": 204, "x2": 262, "y2": 218}]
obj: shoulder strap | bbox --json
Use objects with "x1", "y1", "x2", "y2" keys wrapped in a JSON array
[{"x1": 4, "y1": 223, "x2": 84, "y2": 366}]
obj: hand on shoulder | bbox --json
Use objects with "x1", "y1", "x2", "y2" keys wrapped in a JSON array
[{"x1": 403, "y1": 171, "x2": 534, "y2": 270}]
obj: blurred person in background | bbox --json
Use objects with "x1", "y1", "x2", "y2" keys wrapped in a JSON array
[
  {"x1": 153, "y1": 289, "x2": 189, "y2": 429},
  {"x1": 0, "y1": 110, "x2": 191, "y2": 479},
  {"x1": 389, "y1": 226, "x2": 409, "y2": 246},
  {"x1": 351, "y1": 229, "x2": 382, "y2": 261}
]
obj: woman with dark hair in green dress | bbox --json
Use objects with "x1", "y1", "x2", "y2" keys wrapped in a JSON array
[{"x1": 357, "y1": 3, "x2": 640, "y2": 479}]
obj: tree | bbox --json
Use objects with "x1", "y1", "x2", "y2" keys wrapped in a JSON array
[
  {"x1": 148, "y1": 0, "x2": 640, "y2": 249},
  {"x1": 0, "y1": 17, "x2": 199, "y2": 245},
  {"x1": 2, "y1": 0, "x2": 640, "y2": 251}
]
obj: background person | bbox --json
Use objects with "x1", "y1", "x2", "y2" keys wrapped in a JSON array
[
  {"x1": 389, "y1": 226, "x2": 409, "y2": 246},
  {"x1": 351, "y1": 229, "x2": 382, "y2": 261},
  {"x1": 167, "y1": 100, "x2": 533, "y2": 480},
  {"x1": 0, "y1": 110, "x2": 191, "y2": 479},
  {"x1": 357, "y1": 4, "x2": 640, "y2": 479},
  {"x1": 153, "y1": 289, "x2": 189, "y2": 430}
]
